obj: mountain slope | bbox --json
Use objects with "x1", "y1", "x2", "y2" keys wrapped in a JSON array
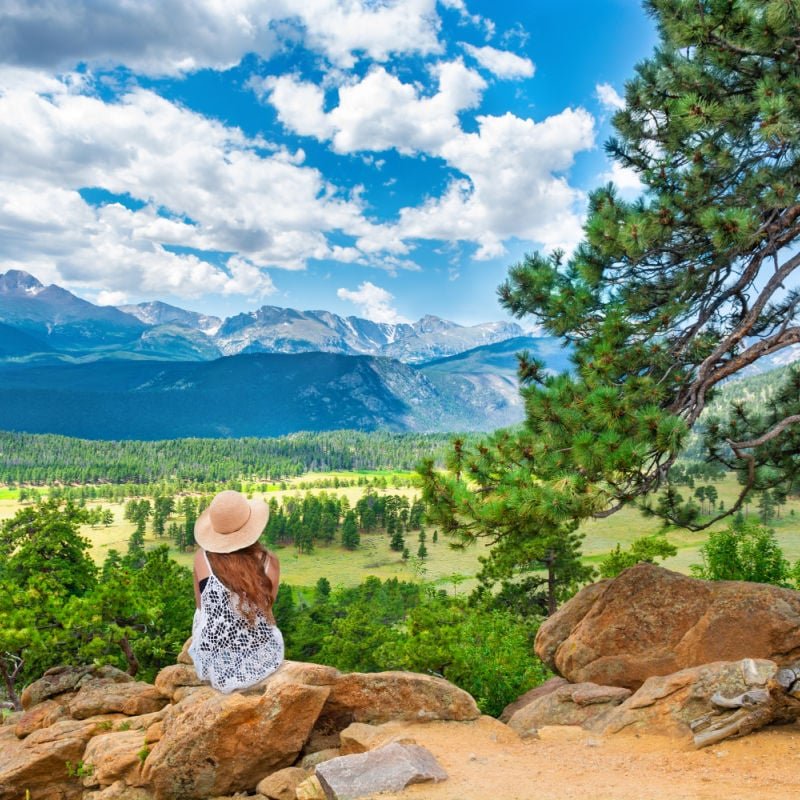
[
  {"x1": 0, "y1": 270, "x2": 145, "y2": 352},
  {"x1": 213, "y1": 306, "x2": 526, "y2": 362},
  {"x1": 0, "y1": 334, "x2": 548, "y2": 438}
]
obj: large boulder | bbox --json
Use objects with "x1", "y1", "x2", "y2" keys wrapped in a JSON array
[
  {"x1": 0, "y1": 717, "x2": 114, "y2": 800},
  {"x1": 82, "y1": 730, "x2": 148, "y2": 789},
  {"x1": 318, "y1": 671, "x2": 480, "y2": 729},
  {"x1": 315, "y1": 743, "x2": 447, "y2": 799},
  {"x1": 14, "y1": 699, "x2": 70, "y2": 738},
  {"x1": 536, "y1": 563, "x2": 800, "y2": 689},
  {"x1": 69, "y1": 682, "x2": 168, "y2": 720},
  {"x1": 142, "y1": 675, "x2": 331, "y2": 800},
  {"x1": 21, "y1": 665, "x2": 134, "y2": 710}
]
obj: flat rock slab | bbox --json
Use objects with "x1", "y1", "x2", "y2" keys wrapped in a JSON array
[{"x1": 315, "y1": 742, "x2": 447, "y2": 799}]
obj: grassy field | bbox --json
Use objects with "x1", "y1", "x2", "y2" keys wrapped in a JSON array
[{"x1": 2, "y1": 472, "x2": 800, "y2": 589}]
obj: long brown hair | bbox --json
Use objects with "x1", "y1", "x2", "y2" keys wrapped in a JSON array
[{"x1": 207, "y1": 542, "x2": 274, "y2": 624}]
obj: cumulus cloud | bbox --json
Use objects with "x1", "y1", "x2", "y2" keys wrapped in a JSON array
[
  {"x1": 0, "y1": 0, "x2": 449, "y2": 75},
  {"x1": 398, "y1": 108, "x2": 595, "y2": 256},
  {"x1": 599, "y1": 160, "x2": 644, "y2": 197},
  {"x1": 266, "y1": 59, "x2": 486, "y2": 155},
  {"x1": 461, "y1": 43, "x2": 534, "y2": 79},
  {"x1": 596, "y1": 82, "x2": 625, "y2": 111},
  {"x1": 265, "y1": 62, "x2": 594, "y2": 256},
  {"x1": 337, "y1": 281, "x2": 409, "y2": 323},
  {"x1": 0, "y1": 70, "x2": 404, "y2": 298},
  {"x1": 96, "y1": 290, "x2": 129, "y2": 306}
]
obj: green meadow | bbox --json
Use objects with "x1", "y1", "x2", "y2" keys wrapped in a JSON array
[{"x1": 2, "y1": 472, "x2": 799, "y2": 590}]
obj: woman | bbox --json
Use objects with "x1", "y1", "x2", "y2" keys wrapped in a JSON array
[{"x1": 189, "y1": 490, "x2": 284, "y2": 693}]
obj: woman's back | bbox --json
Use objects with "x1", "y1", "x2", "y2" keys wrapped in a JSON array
[
  {"x1": 190, "y1": 549, "x2": 283, "y2": 693},
  {"x1": 188, "y1": 491, "x2": 284, "y2": 693}
]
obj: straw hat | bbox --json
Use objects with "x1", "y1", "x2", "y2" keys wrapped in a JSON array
[{"x1": 194, "y1": 490, "x2": 269, "y2": 553}]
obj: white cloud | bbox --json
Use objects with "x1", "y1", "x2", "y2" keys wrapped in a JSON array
[
  {"x1": 0, "y1": 0, "x2": 449, "y2": 75},
  {"x1": 337, "y1": 281, "x2": 409, "y2": 323},
  {"x1": 398, "y1": 108, "x2": 595, "y2": 255},
  {"x1": 0, "y1": 70, "x2": 402, "y2": 298},
  {"x1": 266, "y1": 62, "x2": 594, "y2": 257},
  {"x1": 461, "y1": 43, "x2": 534, "y2": 79},
  {"x1": 599, "y1": 160, "x2": 644, "y2": 197},
  {"x1": 96, "y1": 289, "x2": 129, "y2": 306},
  {"x1": 267, "y1": 60, "x2": 486, "y2": 155},
  {"x1": 596, "y1": 82, "x2": 625, "y2": 111}
]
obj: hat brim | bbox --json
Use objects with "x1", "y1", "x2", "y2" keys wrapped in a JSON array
[{"x1": 194, "y1": 497, "x2": 269, "y2": 553}]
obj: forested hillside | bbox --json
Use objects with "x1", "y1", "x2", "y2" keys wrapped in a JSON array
[{"x1": 0, "y1": 429, "x2": 471, "y2": 484}]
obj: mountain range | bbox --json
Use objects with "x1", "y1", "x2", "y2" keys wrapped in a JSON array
[
  {"x1": 0, "y1": 269, "x2": 795, "y2": 440},
  {"x1": 0, "y1": 270, "x2": 525, "y2": 365},
  {"x1": 0, "y1": 270, "x2": 569, "y2": 438}
]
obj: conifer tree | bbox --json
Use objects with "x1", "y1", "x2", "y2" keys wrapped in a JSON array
[
  {"x1": 341, "y1": 510, "x2": 360, "y2": 550},
  {"x1": 422, "y1": 0, "x2": 800, "y2": 606}
]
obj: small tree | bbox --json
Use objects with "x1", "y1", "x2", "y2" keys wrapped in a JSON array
[
  {"x1": 598, "y1": 534, "x2": 678, "y2": 579},
  {"x1": 691, "y1": 520, "x2": 792, "y2": 586},
  {"x1": 341, "y1": 510, "x2": 360, "y2": 550}
]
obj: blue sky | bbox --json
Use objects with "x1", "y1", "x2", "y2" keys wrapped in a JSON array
[{"x1": 0, "y1": 0, "x2": 657, "y2": 325}]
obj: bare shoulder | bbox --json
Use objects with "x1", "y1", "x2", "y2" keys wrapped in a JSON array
[{"x1": 194, "y1": 548, "x2": 210, "y2": 577}]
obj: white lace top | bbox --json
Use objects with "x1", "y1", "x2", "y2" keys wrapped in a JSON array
[{"x1": 188, "y1": 550, "x2": 284, "y2": 693}]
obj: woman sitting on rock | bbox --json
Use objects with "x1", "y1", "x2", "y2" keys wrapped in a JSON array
[{"x1": 189, "y1": 490, "x2": 284, "y2": 693}]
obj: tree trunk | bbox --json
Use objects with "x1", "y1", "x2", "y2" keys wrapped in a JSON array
[
  {"x1": 0, "y1": 656, "x2": 23, "y2": 711},
  {"x1": 546, "y1": 554, "x2": 557, "y2": 616},
  {"x1": 117, "y1": 635, "x2": 140, "y2": 677}
]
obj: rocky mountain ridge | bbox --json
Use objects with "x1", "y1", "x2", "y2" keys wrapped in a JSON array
[{"x1": 0, "y1": 270, "x2": 526, "y2": 365}]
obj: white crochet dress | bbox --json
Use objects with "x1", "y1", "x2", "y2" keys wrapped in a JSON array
[{"x1": 189, "y1": 550, "x2": 284, "y2": 693}]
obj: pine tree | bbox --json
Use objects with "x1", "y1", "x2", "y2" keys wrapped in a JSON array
[
  {"x1": 341, "y1": 510, "x2": 360, "y2": 550},
  {"x1": 422, "y1": 0, "x2": 800, "y2": 611},
  {"x1": 390, "y1": 528, "x2": 405, "y2": 553}
]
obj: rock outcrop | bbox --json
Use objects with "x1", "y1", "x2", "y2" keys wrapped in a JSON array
[
  {"x1": 1, "y1": 657, "x2": 477, "y2": 800},
  {"x1": 535, "y1": 564, "x2": 800, "y2": 689}
]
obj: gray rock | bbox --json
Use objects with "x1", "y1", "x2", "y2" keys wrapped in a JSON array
[{"x1": 315, "y1": 742, "x2": 447, "y2": 799}]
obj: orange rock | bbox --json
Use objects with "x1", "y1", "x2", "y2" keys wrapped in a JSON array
[
  {"x1": 320, "y1": 671, "x2": 480, "y2": 729},
  {"x1": 536, "y1": 564, "x2": 800, "y2": 689},
  {"x1": 14, "y1": 698, "x2": 69, "y2": 738},
  {"x1": 21, "y1": 665, "x2": 133, "y2": 710},
  {"x1": 82, "y1": 730, "x2": 147, "y2": 789},
  {"x1": 69, "y1": 682, "x2": 168, "y2": 720},
  {"x1": 154, "y1": 664, "x2": 205, "y2": 701},
  {"x1": 143, "y1": 678, "x2": 330, "y2": 799},
  {"x1": 256, "y1": 766, "x2": 311, "y2": 800}
]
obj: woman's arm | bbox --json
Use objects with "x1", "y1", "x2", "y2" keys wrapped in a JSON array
[
  {"x1": 266, "y1": 553, "x2": 280, "y2": 605},
  {"x1": 193, "y1": 549, "x2": 210, "y2": 610}
]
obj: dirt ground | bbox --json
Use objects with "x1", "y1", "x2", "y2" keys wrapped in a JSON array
[{"x1": 374, "y1": 716, "x2": 800, "y2": 800}]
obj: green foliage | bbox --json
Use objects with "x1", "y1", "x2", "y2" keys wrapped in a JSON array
[
  {"x1": 690, "y1": 520, "x2": 795, "y2": 587},
  {"x1": 279, "y1": 576, "x2": 549, "y2": 717},
  {"x1": 65, "y1": 761, "x2": 94, "y2": 779},
  {"x1": 341, "y1": 510, "x2": 360, "y2": 550},
  {"x1": 419, "y1": 434, "x2": 595, "y2": 615},
  {"x1": 598, "y1": 534, "x2": 678, "y2": 579},
  {"x1": 378, "y1": 594, "x2": 548, "y2": 717},
  {"x1": 0, "y1": 502, "x2": 194, "y2": 704}
]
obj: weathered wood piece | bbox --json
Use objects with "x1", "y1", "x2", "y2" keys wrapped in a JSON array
[{"x1": 692, "y1": 673, "x2": 800, "y2": 749}]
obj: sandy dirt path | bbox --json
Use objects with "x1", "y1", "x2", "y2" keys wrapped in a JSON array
[{"x1": 374, "y1": 717, "x2": 800, "y2": 800}]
